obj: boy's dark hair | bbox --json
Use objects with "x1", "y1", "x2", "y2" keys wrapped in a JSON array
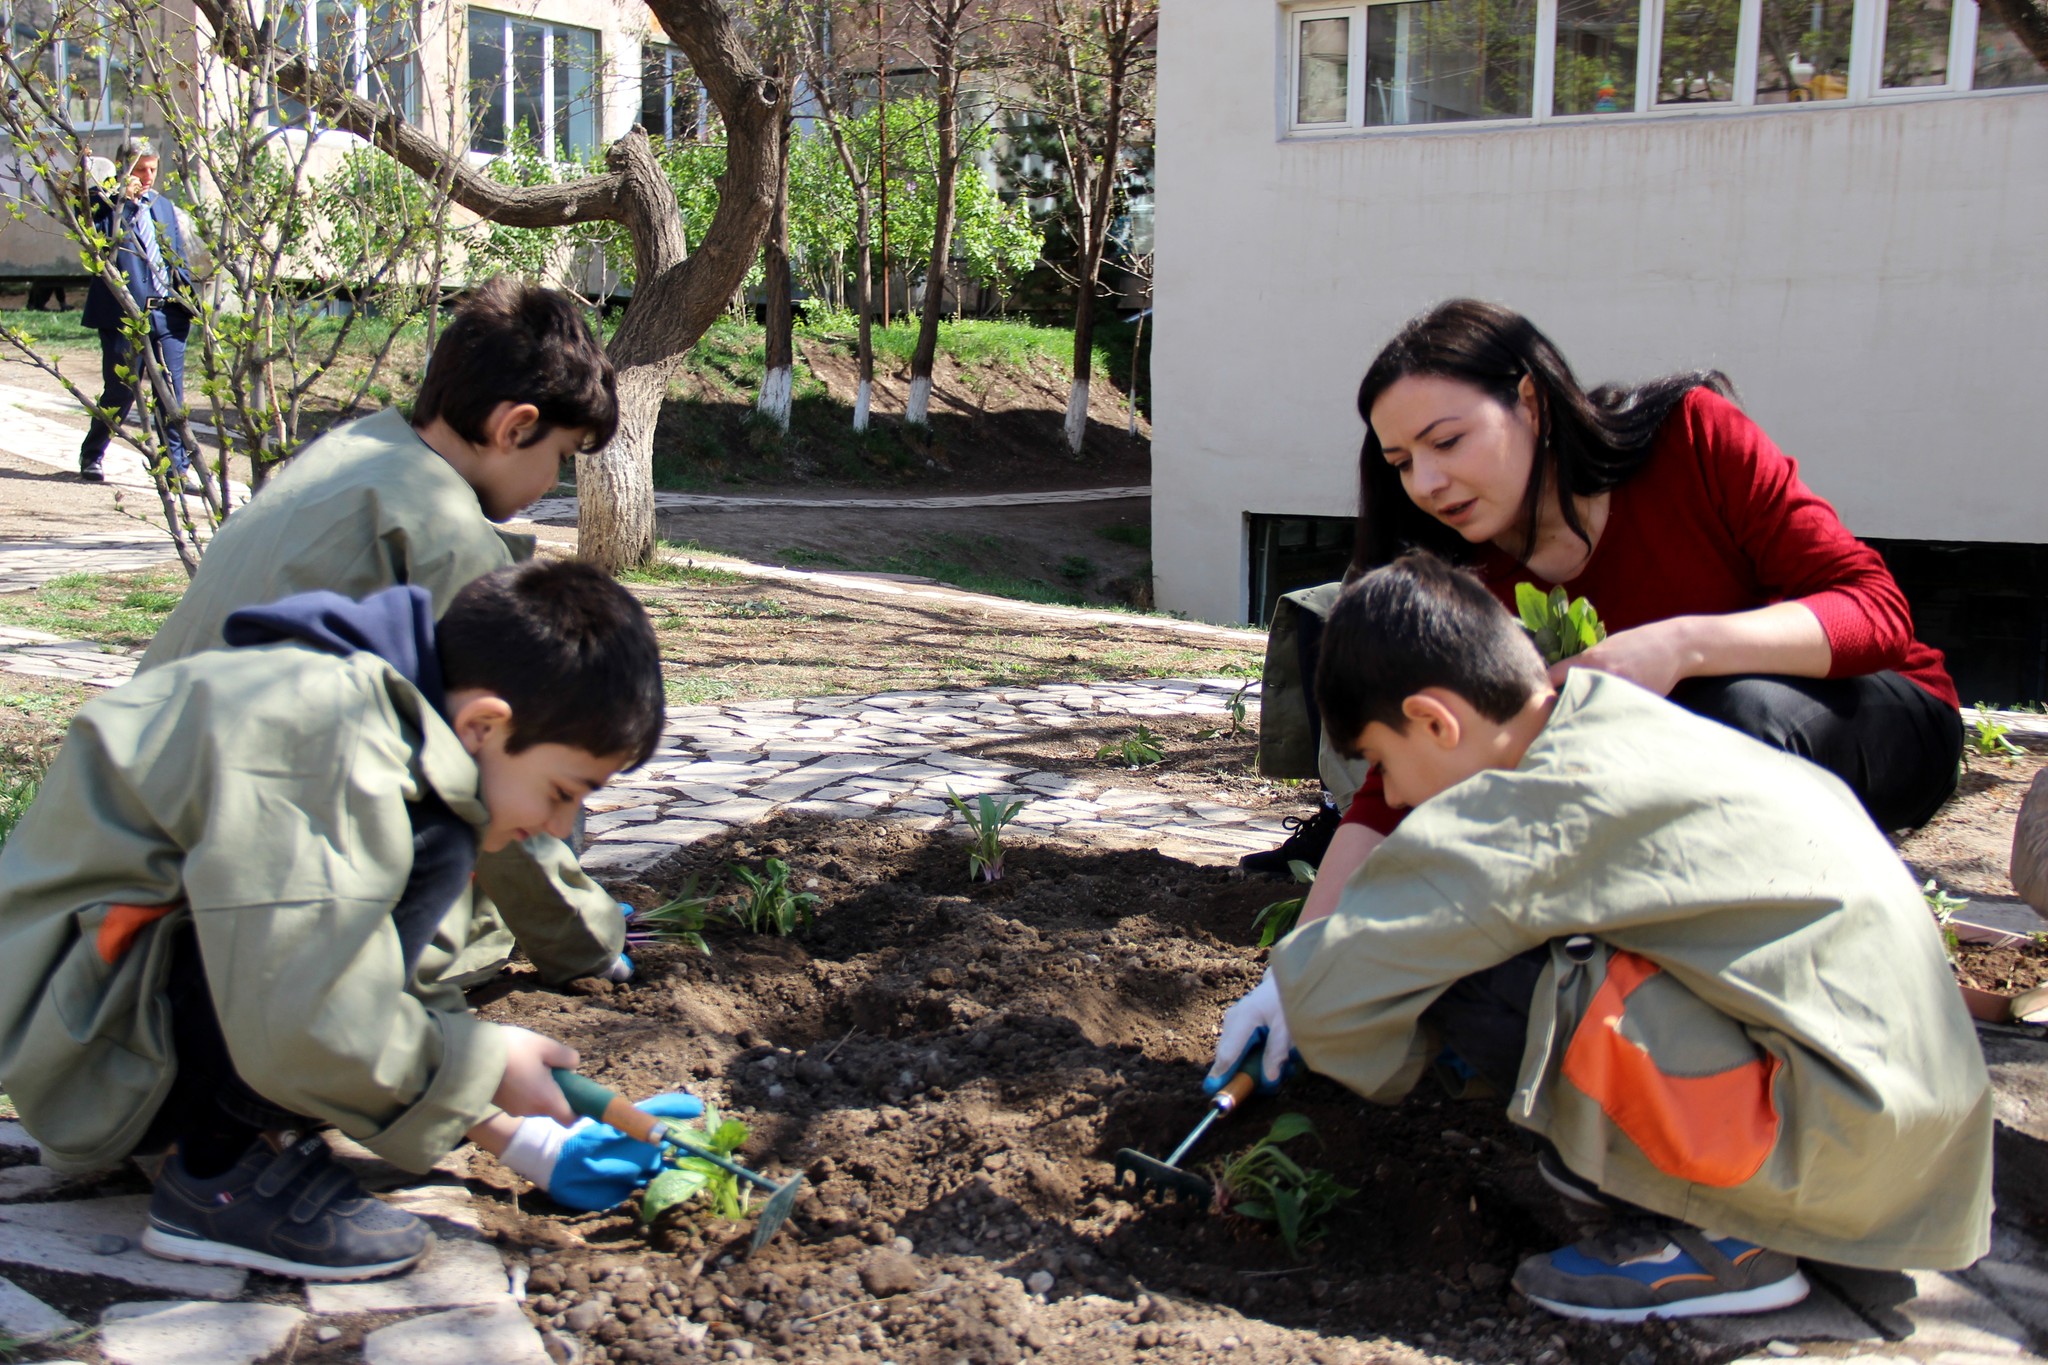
[
  {"x1": 439, "y1": 560, "x2": 664, "y2": 766},
  {"x1": 1316, "y1": 552, "x2": 1549, "y2": 756},
  {"x1": 412, "y1": 277, "x2": 618, "y2": 454}
]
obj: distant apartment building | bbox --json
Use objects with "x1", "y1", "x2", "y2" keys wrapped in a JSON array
[{"x1": 1151, "y1": 0, "x2": 2048, "y2": 700}]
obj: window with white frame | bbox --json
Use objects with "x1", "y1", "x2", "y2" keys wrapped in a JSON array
[
  {"x1": 1285, "y1": 0, "x2": 2045, "y2": 131},
  {"x1": 639, "y1": 40, "x2": 702, "y2": 140},
  {"x1": 4, "y1": 0, "x2": 133, "y2": 128},
  {"x1": 468, "y1": 8, "x2": 600, "y2": 159},
  {"x1": 268, "y1": 0, "x2": 419, "y2": 128}
]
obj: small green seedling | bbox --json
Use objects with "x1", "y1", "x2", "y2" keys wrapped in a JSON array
[
  {"x1": 640, "y1": 1103, "x2": 754, "y2": 1224},
  {"x1": 628, "y1": 877, "x2": 715, "y2": 956},
  {"x1": 1515, "y1": 582, "x2": 1607, "y2": 666},
  {"x1": 725, "y1": 858, "x2": 818, "y2": 936},
  {"x1": 1923, "y1": 878, "x2": 1968, "y2": 959},
  {"x1": 945, "y1": 789, "x2": 1028, "y2": 882},
  {"x1": 1209, "y1": 1113, "x2": 1356, "y2": 1255},
  {"x1": 1097, "y1": 724, "x2": 1166, "y2": 768},
  {"x1": 1971, "y1": 706, "x2": 2024, "y2": 761},
  {"x1": 1250, "y1": 860, "x2": 1318, "y2": 948},
  {"x1": 1197, "y1": 684, "x2": 1256, "y2": 742},
  {"x1": 0, "y1": 770, "x2": 37, "y2": 854}
]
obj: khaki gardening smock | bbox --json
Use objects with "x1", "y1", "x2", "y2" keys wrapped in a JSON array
[
  {"x1": 138, "y1": 407, "x2": 621, "y2": 986},
  {"x1": 1274, "y1": 670, "x2": 1993, "y2": 1270},
  {"x1": 0, "y1": 644, "x2": 507, "y2": 1174}
]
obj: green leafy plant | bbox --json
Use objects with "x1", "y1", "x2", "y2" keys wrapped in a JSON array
[
  {"x1": 1923, "y1": 878, "x2": 1968, "y2": 959},
  {"x1": 1250, "y1": 860, "x2": 1318, "y2": 948},
  {"x1": 945, "y1": 790, "x2": 1028, "y2": 883},
  {"x1": 1209, "y1": 1114, "x2": 1356, "y2": 1255},
  {"x1": 1971, "y1": 706, "x2": 2025, "y2": 761},
  {"x1": 1515, "y1": 583, "x2": 1607, "y2": 666},
  {"x1": 725, "y1": 859, "x2": 818, "y2": 936},
  {"x1": 639, "y1": 1103, "x2": 753, "y2": 1225},
  {"x1": 1096, "y1": 724, "x2": 1166, "y2": 768},
  {"x1": 1227, "y1": 682, "x2": 1253, "y2": 737},
  {"x1": 627, "y1": 877, "x2": 716, "y2": 957}
]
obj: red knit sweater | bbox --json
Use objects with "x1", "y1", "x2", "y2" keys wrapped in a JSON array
[{"x1": 1341, "y1": 388, "x2": 1955, "y2": 833}]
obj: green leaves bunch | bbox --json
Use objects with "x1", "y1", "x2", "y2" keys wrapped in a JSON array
[
  {"x1": 1923, "y1": 878, "x2": 1968, "y2": 959},
  {"x1": 1210, "y1": 1114, "x2": 1356, "y2": 1255},
  {"x1": 1971, "y1": 706, "x2": 2024, "y2": 761},
  {"x1": 945, "y1": 790, "x2": 1028, "y2": 883},
  {"x1": 627, "y1": 877, "x2": 716, "y2": 957},
  {"x1": 725, "y1": 858, "x2": 818, "y2": 936},
  {"x1": 1096, "y1": 724, "x2": 1165, "y2": 768},
  {"x1": 1250, "y1": 860, "x2": 1317, "y2": 948},
  {"x1": 639, "y1": 1104, "x2": 752, "y2": 1224},
  {"x1": 1514, "y1": 583, "x2": 1606, "y2": 666}
]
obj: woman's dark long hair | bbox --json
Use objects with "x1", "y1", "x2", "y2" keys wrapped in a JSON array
[{"x1": 1349, "y1": 299, "x2": 1736, "y2": 578}]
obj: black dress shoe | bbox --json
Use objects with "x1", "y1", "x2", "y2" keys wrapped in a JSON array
[
  {"x1": 79, "y1": 463, "x2": 106, "y2": 483},
  {"x1": 1239, "y1": 802, "x2": 1342, "y2": 879}
]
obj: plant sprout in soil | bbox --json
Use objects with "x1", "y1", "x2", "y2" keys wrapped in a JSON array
[
  {"x1": 725, "y1": 858, "x2": 818, "y2": 935},
  {"x1": 1971, "y1": 706, "x2": 2025, "y2": 761},
  {"x1": 1924, "y1": 877, "x2": 1969, "y2": 958},
  {"x1": 945, "y1": 789, "x2": 1028, "y2": 882},
  {"x1": 1209, "y1": 1112, "x2": 1357, "y2": 1255},
  {"x1": 1097, "y1": 724, "x2": 1166, "y2": 768},
  {"x1": 1250, "y1": 860, "x2": 1317, "y2": 948},
  {"x1": 639, "y1": 1104, "x2": 754, "y2": 1225},
  {"x1": 1516, "y1": 582, "x2": 1606, "y2": 666}
]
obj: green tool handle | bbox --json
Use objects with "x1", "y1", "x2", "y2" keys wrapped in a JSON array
[{"x1": 549, "y1": 1069, "x2": 782, "y2": 1192}]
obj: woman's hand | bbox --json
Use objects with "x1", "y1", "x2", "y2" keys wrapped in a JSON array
[{"x1": 1548, "y1": 618, "x2": 1702, "y2": 696}]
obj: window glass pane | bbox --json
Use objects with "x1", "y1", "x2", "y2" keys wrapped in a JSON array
[
  {"x1": 10, "y1": 0, "x2": 60, "y2": 91},
  {"x1": 104, "y1": 30, "x2": 133, "y2": 124},
  {"x1": 1554, "y1": 0, "x2": 1638, "y2": 113},
  {"x1": 1296, "y1": 16, "x2": 1350, "y2": 123},
  {"x1": 1757, "y1": 0, "x2": 1853, "y2": 100},
  {"x1": 364, "y1": 0, "x2": 418, "y2": 117},
  {"x1": 1975, "y1": 6, "x2": 2048, "y2": 88},
  {"x1": 509, "y1": 17, "x2": 545, "y2": 151},
  {"x1": 62, "y1": 39, "x2": 104, "y2": 125},
  {"x1": 1879, "y1": 0, "x2": 1949, "y2": 85},
  {"x1": 640, "y1": 43, "x2": 667, "y2": 135},
  {"x1": 1365, "y1": 0, "x2": 1536, "y2": 126},
  {"x1": 467, "y1": 9, "x2": 506, "y2": 152},
  {"x1": 553, "y1": 24, "x2": 597, "y2": 158},
  {"x1": 669, "y1": 56, "x2": 699, "y2": 140},
  {"x1": 1655, "y1": 0, "x2": 1738, "y2": 102}
]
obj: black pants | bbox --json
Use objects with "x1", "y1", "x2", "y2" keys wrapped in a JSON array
[
  {"x1": 1669, "y1": 671, "x2": 1962, "y2": 832},
  {"x1": 1422, "y1": 946, "x2": 1551, "y2": 1096},
  {"x1": 81, "y1": 313, "x2": 190, "y2": 474}
]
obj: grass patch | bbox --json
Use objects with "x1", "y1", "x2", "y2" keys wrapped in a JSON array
[
  {"x1": 1096, "y1": 519, "x2": 1151, "y2": 549},
  {"x1": 665, "y1": 676, "x2": 742, "y2": 707},
  {"x1": 0, "y1": 308, "x2": 98, "y2": 346},
  {"x1": 621, "y1": 556, "x2": 744, "y2": 588},
  {"x1": 0, "y1": 567, "x2": 186, "y2": 647}
]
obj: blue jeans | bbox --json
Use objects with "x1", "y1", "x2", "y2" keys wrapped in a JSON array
[{"x1": 81, "y1": 310, "x2": 189, "y2": 475}]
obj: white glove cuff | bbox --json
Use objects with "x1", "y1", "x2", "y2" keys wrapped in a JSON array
[{"x1": 500, "y1": 1115, "x2": 574, "y2": 1187}]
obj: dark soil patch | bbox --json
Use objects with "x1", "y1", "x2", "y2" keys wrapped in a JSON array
[
  {"x1": 1952, "y1": 938, "x2": 2048, "y2": 995},
  {"x1": 466, "y1": 813, "x2": 1701, "y2": 1365},
  {"x1": 961, "y1": 712, "x2": 1296, "y2": 813}
]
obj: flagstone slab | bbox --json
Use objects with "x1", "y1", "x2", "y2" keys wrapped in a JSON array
[
  {"x1": 0, "y1": 1274, "x2": 75, "y2": 1343},
  {"x1": 361, "y1": 1300, "x2": 553, "y2": 1365},
  {"x1": 100, "y1": 1300, "x2": 303, "y2": 1365},
  {"x1": 306, "y1": 1236, "x2": 510, "y2": 1314}
]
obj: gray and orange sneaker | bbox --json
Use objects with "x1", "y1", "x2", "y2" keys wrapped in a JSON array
[
  {"x1": 1513, "y1": 1220, "x2": 1809, "y2": 1322},
  {"x1": 142, "y1": 1134, "x2": 430, "y2": 1281}
]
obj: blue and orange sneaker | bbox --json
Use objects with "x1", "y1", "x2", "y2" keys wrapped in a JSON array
[{"x1": 1513, "y1": 1220, "x2": 1809, "y2": 1322}]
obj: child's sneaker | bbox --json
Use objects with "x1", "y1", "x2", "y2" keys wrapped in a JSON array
[
  {"x1": 1513, "y1": 1220, "x2": 1809, "y2": 1322},
  {"x1": 142, "y1": 1134, "x2": 430, "y2": 1281}
]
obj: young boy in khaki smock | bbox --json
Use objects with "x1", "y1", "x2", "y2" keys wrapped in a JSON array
[
  {"x1": 1213, "y1": 553, "x2": 1992, "y2": 1322},
  {"x1": 138, "y1": 278, "x2": 629, "y2": 990}
]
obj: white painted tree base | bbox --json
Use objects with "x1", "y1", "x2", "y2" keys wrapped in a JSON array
[
  {"x1": 906, "y1": 374, "x2": 932, "y2": 427},
  {"x1": 852, "y1": 380, "x2": 871, "y2": 433},
  {"x1": 1064, "y1": 379, "x2": 1089, "y2": 454},
  {"x1": 756, "y1": 366, "x2": 792, "y2": 431}
]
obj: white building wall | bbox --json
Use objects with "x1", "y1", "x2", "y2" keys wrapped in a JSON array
[{"x1": 1152, "y1": 0, "x2": 2048, "y2": 624}]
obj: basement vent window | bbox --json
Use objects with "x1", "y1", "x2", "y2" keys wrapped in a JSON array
[{"x1": 1248, "y1": 514, "x2": 1354, "y2": 627}]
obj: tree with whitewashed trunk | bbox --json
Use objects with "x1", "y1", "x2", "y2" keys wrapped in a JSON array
[
  {"x1": 797, "y1": 0, "x2": 882, "y2": 432},
  {"x1": 1015, "y1": 0, "x2": 1155, "y2": 456},
  {"x1": 194, "y1": 0, "x2": 782, "y2": 574}
]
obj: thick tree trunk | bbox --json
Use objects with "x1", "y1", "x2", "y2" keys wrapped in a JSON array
[
  {"x1": 905, "y1": 67, "x2": 960, "y2": 428},
  {"x1": 758, "y1": 112, "x2": 795, "y2": 432},
  {"x1": 1065, "y1": 56, "x2": 1125, "y2": 458}
]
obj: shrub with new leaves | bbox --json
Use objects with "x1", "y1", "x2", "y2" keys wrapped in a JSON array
[
  {"x1": 1515, "y1": 583, "x2": 1606, "y2": 666},
  {"x1": 725, "y1": 859, "x2": 818, "y2": 936},
  {"x1": 1096, "y1": 724, "x2": 1166, "y2": 768}
]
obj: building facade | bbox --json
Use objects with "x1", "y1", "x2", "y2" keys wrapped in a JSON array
[{"x1": 1152, "y1": 0, "x2": 2048, "y2": 699}]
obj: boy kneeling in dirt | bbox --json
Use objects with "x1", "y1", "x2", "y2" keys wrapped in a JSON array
[
  {"x1": 140, "y1": 277, "x2": 633, "y2": 994},
  {"x1": 1213, "y1": 552, "x2": 1992, "y2": 1322},
  {"x1": 0, "y1": 562, "x2": 698, "y2": 1280}
]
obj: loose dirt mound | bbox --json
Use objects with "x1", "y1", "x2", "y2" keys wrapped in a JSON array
[{"x1": 469, "y1": 813, "x2": 1697, "y2": 1365}]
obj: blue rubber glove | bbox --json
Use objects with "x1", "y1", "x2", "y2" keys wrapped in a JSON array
[{"x1": 522, "y1": 1092, "x2": 703, "y2": 1211}]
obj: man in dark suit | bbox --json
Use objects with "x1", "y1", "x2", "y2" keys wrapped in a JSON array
[{"x1": 79, "y1": 144, "x2": 198, "y2": 490}]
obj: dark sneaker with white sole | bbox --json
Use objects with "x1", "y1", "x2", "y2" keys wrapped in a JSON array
[
  {"x1": 1238, "y1": 802, "x2": 1342, "y2": 879},
  {"x1": 1513, "y1": 1220, "x2": 1809, "y2": 1322},
  {"x1": 143, "y1": 1134, "x2": 430, "y2": 1281}
]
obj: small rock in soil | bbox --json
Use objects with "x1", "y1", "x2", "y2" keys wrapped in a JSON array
[
  {"x1": 860, "y1": 1250, "x2": 923, "y2": 1297},
  {"x1": 565, "y1": 1300, "x2": 607, "y2": 1334},
  {"x1": 1025, "y1": 1270, "x2": 1055, "y2": 1295},
  {"x1": 93, "y1": 1233, "x2": 130, "y2": 1255},
  {"x1": 316, "y1": 1325, "x2": 341, "y2": 1343}
]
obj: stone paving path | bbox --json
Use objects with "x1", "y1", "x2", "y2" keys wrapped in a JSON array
[{"x1": 520, "y1": 484, "x2": 1148, "y2": 524}]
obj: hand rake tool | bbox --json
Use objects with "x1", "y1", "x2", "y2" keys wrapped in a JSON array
[
  {"x1": 553, "y1": 1070, "x2": 804, "y2": 1252},
  {"x1": 1112, "y1": 1042, "x2": 1272, "y2": 1202}
]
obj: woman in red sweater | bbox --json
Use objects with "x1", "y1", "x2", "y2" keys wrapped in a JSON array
[{"x1": 1295, "y1": 297, "x2": 1962, "y2": 927}]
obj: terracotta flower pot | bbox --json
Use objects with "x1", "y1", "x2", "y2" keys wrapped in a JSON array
[{"x1": 1950, "y1": 916, "x2": 2048, "y2": 1025}]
